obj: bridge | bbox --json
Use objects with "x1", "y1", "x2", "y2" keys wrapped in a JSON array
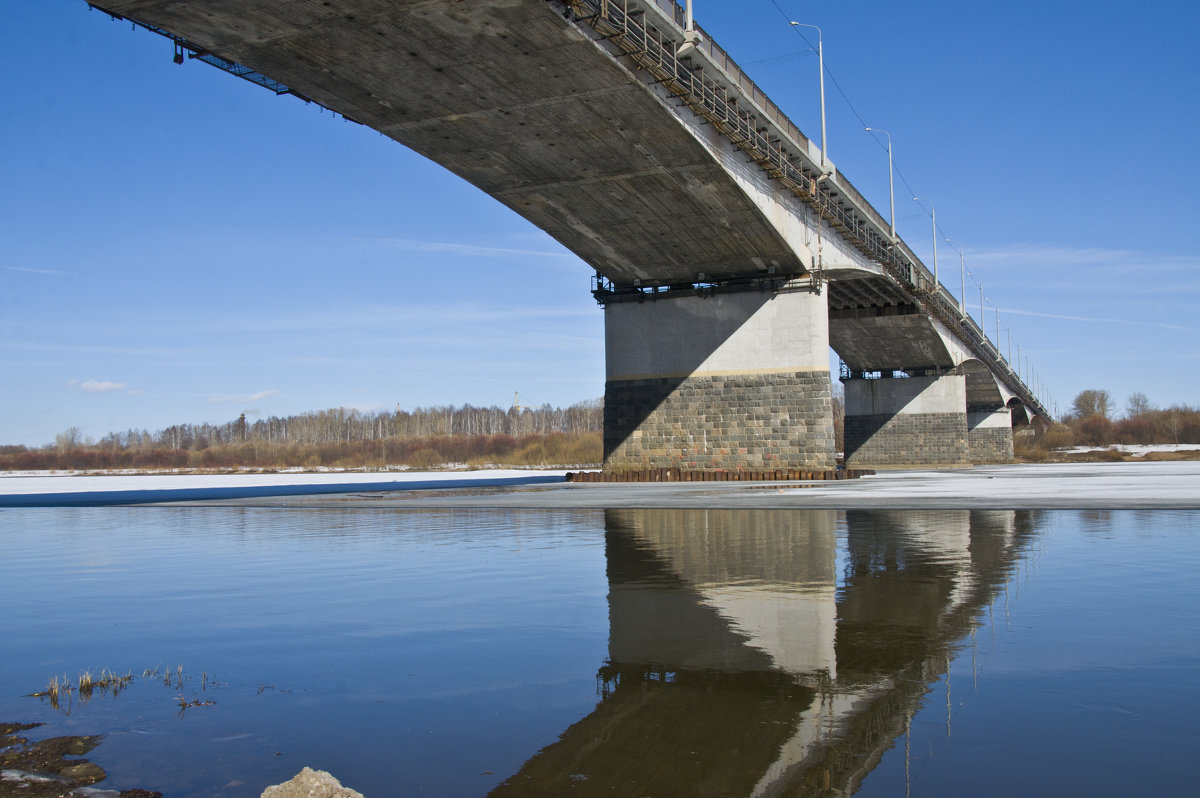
[{"x1": 86, "y1": 0, "x2": 1049, "y2": 471}]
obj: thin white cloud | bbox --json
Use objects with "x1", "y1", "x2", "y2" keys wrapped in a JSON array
[
  {"x1": 370, "y1": 237, "x2": 577, "y2": 261},
  {"x1": 6, "y1": 266, "x2": 68, "y2": 276},
  {"x1": 208, "y1": 389, "x2": 281, "y2": 403},
  {"x1": 196, "y1": 303, "x2": 597, "y2": 335},
  {"x1": 69, "y1": 379, "x2": 127, "y2": 393},
  {"x1": 997, "y1": 306, "x2": 1199, "y2": 333},
  {"x1": 1, "y1": 340, "x2": 206, "y2": 357},
  {"x1": 969, "y1": 244, "x2": 1200, "y2": 274}
]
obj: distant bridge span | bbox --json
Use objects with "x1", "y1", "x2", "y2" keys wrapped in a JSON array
[{"x1": 89, "y1": 0, "x2": 1048, "y2": 470}]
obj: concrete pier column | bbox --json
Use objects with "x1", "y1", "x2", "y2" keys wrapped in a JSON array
[
  {"x1": 843, "y1": 373, "x2": 969, "y2": 468},
  {"x1": 967, "y1": 406, "x2": 1014, "y2": 463},
  {"x1": 602, "y1": 286, "x2": 834, "y2": 472}
]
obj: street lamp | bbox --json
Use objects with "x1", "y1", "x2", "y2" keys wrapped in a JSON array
[
  {"x1": 677, "y1": 0, "x2": 702, "y2": 58},
  {"x1": 789, "y1": 21, "x2": 827, "y2": 171},
  {"x1": 913, "y1": 197, "x2": 938, "y2": 289},
  {"x1": 865, "y1": 127, "x2": 894, "y2": 240}
]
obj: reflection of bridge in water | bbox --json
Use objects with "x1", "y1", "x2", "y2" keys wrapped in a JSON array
[{"x1": 491, "y1": 509, "x2": 1038, "y2": 796}]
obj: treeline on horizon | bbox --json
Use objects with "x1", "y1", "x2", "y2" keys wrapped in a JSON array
[
  {"x1": 1, "y1": 401, "x2": 604, "y2": 471},
  {"x1": 8, "y1": 388, "x2": 1196, "y2": 472},
  {"x1": 1029, "y1": 389, "x2": 1200, "y2": 452}
]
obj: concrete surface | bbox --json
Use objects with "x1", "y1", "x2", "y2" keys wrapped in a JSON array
[
  {"x1": 605, "y1": 289, "x2": 829, "y2": 380},
  {"x1": 96, "y1": 0, "x2": 812, "y2": 287},
  {"x1": 603, "y1": 287, "x2": 836, "y2": 470}
]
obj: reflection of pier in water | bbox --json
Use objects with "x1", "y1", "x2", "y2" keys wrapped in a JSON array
[{"x1": 491, "y1": 509, "x2": 1038, "y2": 797}]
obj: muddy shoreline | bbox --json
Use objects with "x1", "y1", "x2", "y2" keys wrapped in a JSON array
[{"x1": 1, "y1": 722, "x2": 160, "y2": 798}]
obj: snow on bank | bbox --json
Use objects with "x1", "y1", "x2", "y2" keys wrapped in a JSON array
[
  {"x1": 0, "y1": 469, "x2": 568, "y2": 506},
  {"x1": 778, "y1": 461, "x2": 1200, "y2": 507},
  {"x1": 6, "y1": 462, "x2": 1199, "y2": 510},
  {"x1": 1061, "y1": 443, "x2": 1200, "y2": 456}
]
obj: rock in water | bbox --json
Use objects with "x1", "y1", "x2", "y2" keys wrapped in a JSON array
[{"x1": 260, "y1": 767, "x2": 364, "y2": 798}]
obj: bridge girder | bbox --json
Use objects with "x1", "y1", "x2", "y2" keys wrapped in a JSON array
[{"x1": 97, "y1": 0, "x2": 824, "y2": 286}]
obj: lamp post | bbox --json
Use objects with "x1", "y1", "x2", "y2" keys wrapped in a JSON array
[
  {"x1": 789, "y1": 21, "x2": 827, "y2": 171},
  {"x1": 913, "y1": 197, "x2": 938, "y2": 290},
  {"x1": 677, "y1": 0, "x2": 702, "y2": 57},
  {"x1": 865, "y1": 127, "x2": 894, "y2": 240}
]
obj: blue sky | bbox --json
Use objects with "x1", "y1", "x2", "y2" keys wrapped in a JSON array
[{"x1": 2, "y1": 1, "x2": 1198, "y2": 447}]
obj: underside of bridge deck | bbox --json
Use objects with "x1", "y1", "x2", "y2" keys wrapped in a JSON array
[{"x1": 95, "y1": 0, "x2": 810, "y2": 287}]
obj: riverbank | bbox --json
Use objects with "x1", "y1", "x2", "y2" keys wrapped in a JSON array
[{"x1": 3, "y1": 461, "x2": 1199, "y2": 509}]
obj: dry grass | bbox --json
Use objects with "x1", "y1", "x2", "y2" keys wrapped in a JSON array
[
  {"x1": 1016, "y1": 446, "x2": 1200, "y2": 464},
  {"x1": 1140, "y1": 449, "x2": 1200, "y2": 461},
  {"x1": 32, "y1": 669, "x2": 134, "y2": 711},
  {"x1": 1, "y1": 431, "x2": 603, "y2": 471}
]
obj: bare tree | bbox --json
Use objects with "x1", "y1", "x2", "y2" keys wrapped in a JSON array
[
  {"x1": 54, "y1": 426, "x2": 85, "y2": 452},
  {"x1": 1126, "y1": 391, "x2": 1153, "y2": 418},
  {"x1": 1072, "y1": 389, "x2": 1114, "y2": 419}
]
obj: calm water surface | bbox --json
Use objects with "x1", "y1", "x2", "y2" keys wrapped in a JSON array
[{"x1": 1, "y1": 507, "x2": 1196, "y2": 796}]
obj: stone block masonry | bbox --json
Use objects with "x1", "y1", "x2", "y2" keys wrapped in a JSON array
[
  {"x1": 605, "y1": 370, "x2": 835, "y2": 471},
  {"x1": 843, "y1": 374, "x2": 971, "y2": 468},
  {"x1": 968, "y1": 408, "x2": 1015, "y2": 463},
  {"x1": 602, "y1": 285, "x2": 835, "y2": 474},
  {"x1": 844, "y1": 412, "x2": 969, "y2": 468}
]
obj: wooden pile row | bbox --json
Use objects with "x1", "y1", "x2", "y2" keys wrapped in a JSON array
[{"x1": 565, "y1": 468, "x2": 873, "y2": 483}]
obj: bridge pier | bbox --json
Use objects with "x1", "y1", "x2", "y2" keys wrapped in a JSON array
[
  {"x1": 842, "y1": 373, "x2": 970, "y2": 469},
  {"x1": 967, "y1": 406, "x2": 1015, "y2": 463},
  {"x1": 602, "y1": 285, "x2": 835, "y2": 473}
]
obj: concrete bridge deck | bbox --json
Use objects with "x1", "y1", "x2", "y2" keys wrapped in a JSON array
[{"x1": 86, "y1": 0, "x2": 1050, "y2": 471}]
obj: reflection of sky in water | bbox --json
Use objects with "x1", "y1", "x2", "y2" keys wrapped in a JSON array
[{"x1": 1, "y1": 508, "x2": 1197, "y2": 797}]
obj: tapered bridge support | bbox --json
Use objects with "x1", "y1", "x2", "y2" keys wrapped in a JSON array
[
  {"x1": 967, "y1": 406, "x2": 1014, "y2": 463},
  {"x1": 843, "y1": 373, "x2": 970, "y2": 469},
  {"x1": 601, "y1": 285, "x2": 835, "y2": 473}
]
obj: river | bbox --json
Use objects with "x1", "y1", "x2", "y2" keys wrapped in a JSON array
[{"x1": 1, "y1": 506, "x2": 1196, "y2": 796}]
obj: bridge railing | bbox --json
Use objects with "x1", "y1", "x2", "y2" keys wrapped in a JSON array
[{"x1": 570, "y1": 0, "x2": 1047, "y2": 417}]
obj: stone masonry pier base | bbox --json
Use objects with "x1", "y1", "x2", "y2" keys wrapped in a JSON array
[
  {"x1": 967, "y1": 406, "x2": 1015, "y2": 463},
  {"x1": 603, "y1": 288, "x2": 835, "y2": 472},
  {"x1": 843, "y1": 374, "x2": 970, "y2": 469}
]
